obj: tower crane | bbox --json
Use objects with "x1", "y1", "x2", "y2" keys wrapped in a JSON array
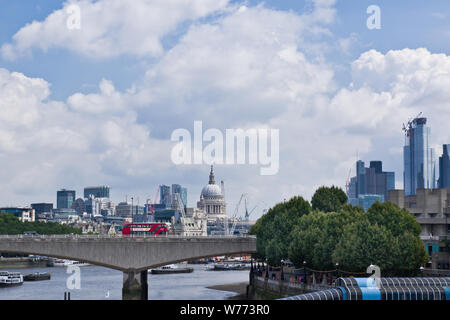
[
  {"x1": 150, "y1": 186, "x2": 160, "y2": 214},
  {"x1": 402, "y1": 112, "x2": 423, "y2": 134},
  {"x1": 228, "y1": 194, "x2": 245, "y2": 236},
  {"x1": 244, "y1": 197, "x2": 258, "y2": 222},
  {"x1": 345, "y1": 167, "x2": 352, "y2": 195}
]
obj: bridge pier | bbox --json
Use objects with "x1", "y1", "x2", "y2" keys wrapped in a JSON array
[{"x1": 122, "y1": 269, "x2": 148, "y2": 300}]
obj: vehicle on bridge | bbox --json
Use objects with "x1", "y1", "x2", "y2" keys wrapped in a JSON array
[{"x1": 122, "y1": 223, "x2": 168, "y2": 237}]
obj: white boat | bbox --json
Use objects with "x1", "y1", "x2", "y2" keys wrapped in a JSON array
[
  {"x1": 150, "y1": 264, "x2": 193, "y2": 274},
  {"x1": 0, "y1": 271, "x2": 24, "y2": 287},
  {"x1": 51, "y1": 259, "x2": 90, "y2": 267}
]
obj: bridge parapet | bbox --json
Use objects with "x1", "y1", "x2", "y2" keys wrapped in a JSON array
[{"x1": 0, "y1": 234, "x2": 256, "y2": 271}]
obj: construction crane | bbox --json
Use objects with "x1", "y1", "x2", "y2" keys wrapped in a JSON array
[
  {"x1": 244, "y1": 197, "x2": 257, "y2": 222},
  {"x1": 402, "y1": 112, "x2": 423, "y2": 135},
  {"x1": 149, "y1": 186, "x2": 160, "y2": 214},
  {"x1": 345, "y1": 167, "x2": 352, "y2": 195},
  {"x1": 227, "y1": 194, "x2": 245, "y2": 236}
]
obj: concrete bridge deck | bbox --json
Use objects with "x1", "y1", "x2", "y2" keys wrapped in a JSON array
[{"x1": 0, "y1": 235, "x2": 257, "y2": 299}]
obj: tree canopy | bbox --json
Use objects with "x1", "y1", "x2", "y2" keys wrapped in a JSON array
[
  {"x1": 251, "y1": 187, "x2": 428, "y2": 276},
  {"x1": 311, "y1": 186, "x2": 348, "y2": 213},
  {"x1": 0, "y1": 213, "x2": 82, "y2": 235}
]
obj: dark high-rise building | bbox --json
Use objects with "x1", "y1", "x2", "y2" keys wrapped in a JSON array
[
  {"x1": 403, "y1": 117, "x2": 436, "y2": 196},
  {"x1": 160, "y1": 185, "x2": 171, "y2": 208},
  {"x1": 71, "y1": 198, "x2": 86, "y2": 215},
  {"x1": 347, "y1": 160, "x2": 395, "y2": 210},
  {"x1": 57, "y1": 189, "x2": 76, "y2": 209},
  {"x1": 438, "y1": 144, "x2": 450, "y2": 189},
  {"x1": 84, "y1": 185, "x2": 110, "y2": 199},
  {"x1": 31, "y1": 203, "x2": 53, "y2": 215}
]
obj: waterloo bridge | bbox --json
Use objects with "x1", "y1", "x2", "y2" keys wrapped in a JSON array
[{"x1": 0, "y1": 234, "x2": 257, "y2": 299}]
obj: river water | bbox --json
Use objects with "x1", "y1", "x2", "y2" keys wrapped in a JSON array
[{"x1": 0, "y1": 264, "x2": 249, "y2": 300}]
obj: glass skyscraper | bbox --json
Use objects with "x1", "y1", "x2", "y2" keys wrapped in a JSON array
[
  {"x1": 403, "y1": 117, "x2": 436, "y2": 196},
  {"x1": 160, "y1": 185, "x2": 172, "y2": 208},
  {"x1": 347, "y1": 160, "x2": 395, "y2": 210},
  {"x1": 56, "y1": 189, "x2": 76, "y2": 209},
  {"x1": 84, "y1": 185, "x2": 110, "y2": 199},
  {"x1": 438, "y1": 144, "x2": 450, "y2": 188},
  {"x1": 171, "y1": 184, "x2": 188, "y2": 207}
]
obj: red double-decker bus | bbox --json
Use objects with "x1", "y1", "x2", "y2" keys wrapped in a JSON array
[{"x1": 122, "y1": 223, "x2": 168, "y2": 236}]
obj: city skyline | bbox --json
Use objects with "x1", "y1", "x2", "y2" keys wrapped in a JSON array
[{"x1": 1, "y1": 1, "x2": 450, "y2": 219}]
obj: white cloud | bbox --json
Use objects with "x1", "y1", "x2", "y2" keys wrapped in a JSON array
[
  {"x1": 2, "y1": 1, "x2": 450, "y2": 218},
  {"x1": 0, "y1": 68, "x2": 172, "y2": 205},
  {"x1": 1, "y1": 0, "x2": 230, "y2": 60}
]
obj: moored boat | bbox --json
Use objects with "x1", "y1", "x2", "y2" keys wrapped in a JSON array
[
  {"x1": 49, "y1": 259, "x2": 90, "y2": 267},
  {"x1": 23, "y1": 272, "x2": 51, "y2": 281},
  {"x1": 208, "y1": 263, "x2": 250, "y2": 271},
  {"x1": 0, "y1": 271, "x2": 24, "y2": 287},
  {"x1": 150, "y1": 264, "x2": 194, "y2": 274}
]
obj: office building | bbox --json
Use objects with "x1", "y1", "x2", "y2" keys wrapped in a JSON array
[
  {"x1": 160, "y1": 185, "x2": 172, "y2": 208},
  {"x1": 115, "y1": 202, "x2": 144, "y2": 218},
  {"x1": 71, "y1": 198, "x2": 86, "y2": 215},
  {"x1": 388, "y1": 188, "x2": 450, "y2": 269},
  {"x1": 438, "y1": 144, "x2": 450, "y2": 189},
  {"x1": 31, "y1": 203, "x2": 53, "y2": 215},
  {"x1": 172, "y1": 184, "x2": 188, "y2": 207},
  {"x1": 84, "y1": 186, "x2": 110, "y2": 199},
  {"x1": 0, "y1": 207, "x2": 35, "y2": 222},
  {"x1": 57, "y1": 189, "x2": 76, "y2": 209},
  {"x1": 358, "y1": 194, "x2": 384, "y2": 212},
  {"x1": 347, "y1": 160, "x2": 395, "y2": 210},
  {"x1": 403, "y1": 117, "x2": 437, "y2": 196}
]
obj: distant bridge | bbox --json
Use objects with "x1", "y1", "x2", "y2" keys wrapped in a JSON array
[{"x1": 0, "y1": 235, "x2": 256, "y2": 299}]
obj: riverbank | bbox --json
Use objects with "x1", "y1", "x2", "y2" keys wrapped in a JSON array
[
  {"x1": 207, "y1": 281, "x2": 249, "y2": 300},
  {"x1": 0, "y1": 257, "x2": 48, "y2": 269}
]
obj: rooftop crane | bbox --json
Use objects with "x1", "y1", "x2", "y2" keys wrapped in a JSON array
[
  {"x1": 244, "y1": 197, "x2": 257, "y2": 222},
  {"x1": 402, "y1": 112, "x2": 423, "y2": 135},
  {"x1": 228, "y1": 194, "x2": 245, "y2": 236}
]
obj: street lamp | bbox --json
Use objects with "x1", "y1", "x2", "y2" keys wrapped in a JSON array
[
  {"x1": 335, "y1": 262, "x2": 340, "y2": 280},
  {"x1": 131, "y1": 197, "x2": 134, "y2": 224},
  {"x1": 420, "y1": 266, "x2": 424, "y2": 277},
  {"x1": 303, "y1": 261, "x2": 307, "y2": 285}
]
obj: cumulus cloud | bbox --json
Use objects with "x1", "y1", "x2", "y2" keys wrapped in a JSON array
[
  {"x1": 0, "y1": 68, "x2": 172, "y2": 204},
  {"x1": 2, "y1": 0, "x2": 450, "y2": 217},
  {"x1": 134, "y1": 4, "x2": 336, "y2": 137},
  {"x1": 1, "y1": 0, "x2": 230, "y2": 60}
]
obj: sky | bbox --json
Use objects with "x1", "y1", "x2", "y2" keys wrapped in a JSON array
[{"x1": 0, "y1": 0, "x2": 450, "y2": 219}]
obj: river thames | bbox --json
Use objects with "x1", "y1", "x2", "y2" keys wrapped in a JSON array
[{"x1": 0, "y1": 264, "x2": 249, "y2": 300}]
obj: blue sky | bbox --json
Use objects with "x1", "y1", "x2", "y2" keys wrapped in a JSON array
[
  {"x1": 0, "y1": 0, "x2": 449, "y2": 216},
  {"x1": 2, "y1": 0, "x2": 450, "y2": 100}
]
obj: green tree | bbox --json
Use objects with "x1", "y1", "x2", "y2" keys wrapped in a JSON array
[
  {"x1": 249, "y1": 196, "x2": 311, "y2": 264},
  {"x1": 332, "y1": 218, "x2": 398, "y2": 274},
  {"x1": 288, "y1": 206, "x2": 364, "y2": 270},
  {"x1": 0, "y1": 213, "x2": 82, "y2": 235},
  {"x1": 311, "y1": 186, "x2": 347, "y2": 213},
  {"x1": 332, "y1": 203, "x2": 428, "y2": 276},
  {"x1": 366, "y1": 201, "x2": 421, "y2": 237}
]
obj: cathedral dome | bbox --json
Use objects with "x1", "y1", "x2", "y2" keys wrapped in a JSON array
[
  {"x1": 201, "y1": 184, "x2": 222, "y2": 197},
  {"x1": 200, "y1": 165, "x2": 223, "y2": 198}
]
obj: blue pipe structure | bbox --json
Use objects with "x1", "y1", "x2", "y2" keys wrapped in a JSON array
[{"x1": 280, "y1": 277, "x2": 450, "y2": 300}]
